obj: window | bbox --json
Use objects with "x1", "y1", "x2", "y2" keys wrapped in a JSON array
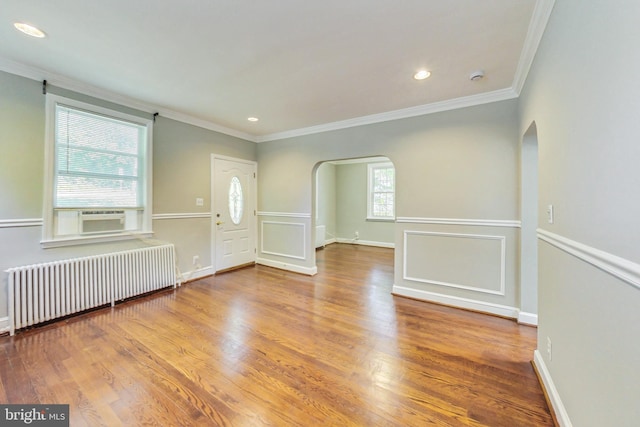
[
  {"x1": 43, "y1": 94, "x2": 153, "y2": 246},
  {"x1": 367, "y1": 162, "x2": 395, "y2": 220},
  {"x1": 228, "y1": 176, "x2": 244, "y2": 225}
]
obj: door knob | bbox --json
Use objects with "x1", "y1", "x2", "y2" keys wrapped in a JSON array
[{"x1": 216, "y1": 220, "x2": 224, "y2": 225}]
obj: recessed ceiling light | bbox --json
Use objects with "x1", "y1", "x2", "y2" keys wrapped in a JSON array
[
  {"x1": 413, "y1": 70, "x2": 431, "y2": 80},
  {"x1": 14, "y1": 22, "x2": 46, "y2": 38},
  {"x1": 247, "y1": 117, "x2": 259, "y2": 122}
]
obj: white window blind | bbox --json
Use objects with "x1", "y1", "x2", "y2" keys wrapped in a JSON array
[
  {"x1": 43, "y1": 94, "x2": 153, "y2": 246},
  {"x1": 54, "y1": 105, "x2": 146, "y2": 208}
]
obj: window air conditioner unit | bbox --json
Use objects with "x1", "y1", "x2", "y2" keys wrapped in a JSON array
[{"x1": 80, "y1": 210, "x2": 126, "y2": 234}]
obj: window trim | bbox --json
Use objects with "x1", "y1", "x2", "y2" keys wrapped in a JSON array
[
  {"x1": 42, "y1": 94, "x2": 153, "y2": 247},
  {"x1": 367, "y1": 162, "x2": 396, "y2": 221}
]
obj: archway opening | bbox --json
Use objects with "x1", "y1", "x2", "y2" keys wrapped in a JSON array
[
  {"x1": 311, "y1": 156, "x2": 396, "y2": 277},
  {"x1": 520, "y1": 121, "x2": 539, "y2": 324}
]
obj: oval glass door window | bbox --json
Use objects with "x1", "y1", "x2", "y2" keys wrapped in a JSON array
[{"x1": 228, "y1": 176, "x2": 244, "y2": 224}]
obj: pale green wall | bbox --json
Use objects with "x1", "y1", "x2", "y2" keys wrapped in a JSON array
[
  {"x1": 335, "y1": 162, "x2": 394, "y2": 245},
  {"x1": 518, "y1": 0, "x2": 640, "y2": 425},
  {"x1": 0, "y1": 70, "x2": 256, "y2": 321},
  {"x1": 0, "y1": 73, "x2": 44, "y2": 219},
  {"x1": 259, "y1": 100, "x2": 519, "y2": 218},
  {"x1": 257, "y1": 100, "x2": 521, "y2": 308},
  {"x1": 315, "y1": 162, "x2": 336, "y2": 240}
]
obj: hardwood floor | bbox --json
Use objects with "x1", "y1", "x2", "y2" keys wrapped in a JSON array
[{"x1": 0, "y1": 244, "x2": 553, "y2": 426}]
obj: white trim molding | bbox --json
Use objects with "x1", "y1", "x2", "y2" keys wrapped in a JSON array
[
  {"x1": 179, "y1": 265, "x2": 214, "y2": 283},
  {"x1": 512, "y1": 0, "x2": 557, "y2": 94},
  {"x1": 538, "y1": 229, "x2": 640, "y2": 291},
  {"x1": 0, "y1": 0, "x2": 556, "y2": 148},
  {"x1": 403, "y1": 230, "x2": 507, "y2": 296},
  {"x1": 256, "y1": 257, "x2": 317, "y2": 276},
  {"x1": 0, "y1": 317, "x2": 8, "y2": 335},
  {"x1": 335, "y1": 238, "x2": 395, "y2": 249},
  {"x1": 517, "y1": 311, "x2": 538, "y2": 326},
  {"x1": 533, "y1": 350, "x2": 573, "y2": 427},
  {"x1": 153, "y1": 213, "x2": 212, "y2": 220},
  {"x1": 257, "y1": 211, "x2": 312, "y2": 218},
  {"x1": 397, "y1": 217, "x2": 521, "y2": 228},
  {"x1": 392, "y1": 285, "x2": 520, "y2": 319},
  {"x1": 256, "y1": 88, "x2": 518, "y2": 142},
  {"x1": 0, "y1": 218, "x2": 44, "y2": 228},
  {"x1": 41, "y1": 231, "x2": 154, "y2": 249},
  {"x1": 0, "y1": 56, "x2": 256, "y2": 142}
]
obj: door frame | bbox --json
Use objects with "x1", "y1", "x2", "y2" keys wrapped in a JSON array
[{"x1": 210, "y1": 154, "x2": 258, "y2": 273}]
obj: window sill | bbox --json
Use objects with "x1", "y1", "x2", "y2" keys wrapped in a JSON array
[
  {"x1": 41, "y1": 231, "x2": 154, "y2": 248},
  {"x1": 366, "y1": 217, "x2": 396, "y2": 222}
]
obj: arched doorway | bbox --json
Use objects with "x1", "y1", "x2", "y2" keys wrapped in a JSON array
[
  {"x1": 312, "y1": 156, "x2": 396, "y2": 269},
  {"x1": 520, "y1": 122, "x2": 539, "y2": 325}
]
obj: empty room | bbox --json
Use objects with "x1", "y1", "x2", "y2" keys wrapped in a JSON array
[{"x1": 1, "y1": 1, "x2": 639, "y2": 426}]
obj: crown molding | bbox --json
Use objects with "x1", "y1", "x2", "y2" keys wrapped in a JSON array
[
  {"x1": 0, "y1": 56, "x2": 258, "y2": 142},
  {"x1": 328, "y1": 156, "x2": 389, "y2": 165},
  {"x1": 255, "y1": 88, "x2": 518, "y2": 143},
  {"x1": 1, "y1": 0, "x2": 555, "y2": 146},
  {"x1": 512, "y1": 0, "x2": 556, "y2": 94}
]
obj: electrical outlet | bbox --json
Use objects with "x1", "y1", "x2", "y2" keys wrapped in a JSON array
[
  {"x1": 192, "y1": 255, "x2": 199, "y2": 266},
  {"x1": 354, "y1": 231, "x2": 359, "y2": 239},
  {"x1": 196, "y1": 198, "x2": 204, "y2": 207},
  {"x1": 547, "y1": 336, "x2": 552, "y2": 361}
]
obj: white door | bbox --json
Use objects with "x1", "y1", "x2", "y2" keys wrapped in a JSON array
[{"x1": 212, "y1": 156, "x2": 256, "y2": 272}]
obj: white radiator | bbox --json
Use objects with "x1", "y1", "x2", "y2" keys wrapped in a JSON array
[{"x1": 6, "y1": 244, "x2": 177, "y2": 336}]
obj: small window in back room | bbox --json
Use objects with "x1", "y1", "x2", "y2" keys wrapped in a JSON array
[{"x1": 367, "y1": 162, "x2": 395, "y2": 220}]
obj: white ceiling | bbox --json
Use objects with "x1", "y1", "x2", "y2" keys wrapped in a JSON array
[{"x1": 0, "y1": 0, "x2": 550, "y2": 142}]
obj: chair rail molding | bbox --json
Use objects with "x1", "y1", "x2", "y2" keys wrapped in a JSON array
[
  {"x1": 538, "y1": 228, "x2": 640, "y2": 291},
  {"x1": 396, "y1": 217, "x2": 521, "y2": 228},
  {"x1": 152, "y1": 213, "x2": 212, "y2": 220},
  {"x1": 0, "y1": 218, "x2": 44, "y2": 228},
  {"x1": 257, "y1": 212, "x2": 312, "y2": 218}
]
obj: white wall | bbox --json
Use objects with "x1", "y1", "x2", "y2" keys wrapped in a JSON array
[{"x1": 519, "y1": 0, "x2": 640, "y2": 425}]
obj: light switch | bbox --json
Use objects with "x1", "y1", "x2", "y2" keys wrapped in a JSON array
[
  {"x1": 196, "y1": 198, "x2": 204, "y2": 207},
  {"x1": 547, "y1": 204, "x2": 554, "y2": 224}
]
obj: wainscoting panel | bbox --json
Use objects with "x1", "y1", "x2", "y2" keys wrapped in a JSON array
[
  {"x1": 403, "y1": 230, "x2": 506, "y2": 295},
  {"x1": 261, "y1": 221, "x2": 306, "y2": 260}
]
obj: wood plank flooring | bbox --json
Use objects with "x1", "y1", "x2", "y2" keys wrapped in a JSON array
[{"x1": 0, "y1": 244, "x2": 553, "y2": 426}]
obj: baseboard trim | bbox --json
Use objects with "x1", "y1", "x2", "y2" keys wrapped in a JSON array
[
  {"x1": 518, "y1": 311, "x2": 539, "y2": 326},
  {"x1": 336, "y1": 238, "x2": 395, "y2": 249},
  {"x1": 533, "y1": 350, "x2": 573, "y2": 427},
  {"x1": 256, "y1": 257, "x2": 317, "y2": 276},
  {"x1": 0, "y1": 317, "x2": 8, "y2": 334},
  {"x1": 179, "y1": 266, "x2": 214, "y2": 283},
  {"x1": 392, "y1": 285, "x2": 519, "y2": 319}
]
